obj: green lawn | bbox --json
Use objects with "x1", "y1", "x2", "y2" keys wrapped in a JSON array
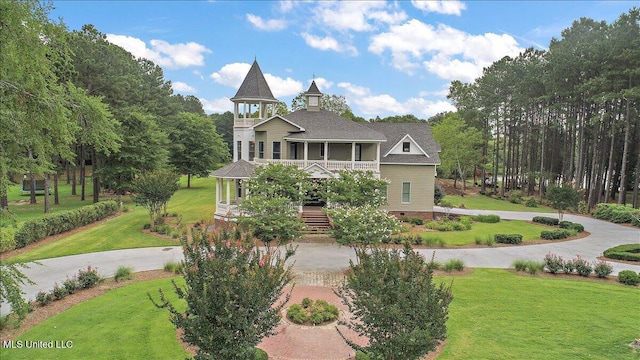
[
  {"x1": 443, "y1": 194, "x2": 555, "y2": 213},
  {"x1": 418, "y1": 220, "x2": 556, "y2": 246},
  {"x1": 4, "y1": 176, "x2": 217, "y2": 263},
  {"x1": 4, "y1": 269, "x2": 638, "y2": 360},
  {"x1": 437, "y1": 269, "x2": 640, "y2": 359},
  {"x1": 2, "y1": 277, "x2": 188, "y2": 360}
]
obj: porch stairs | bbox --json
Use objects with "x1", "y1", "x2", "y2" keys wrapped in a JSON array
[{"x1": 301, "y1": 207, "x2": 332, "y2": 234}]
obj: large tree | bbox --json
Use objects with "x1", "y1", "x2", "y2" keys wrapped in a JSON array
[
  {"x1": 168, "y1": 112, "x2": 229, "y2": 188},
  {"x1": 210, "y1": 111, "x2": 234, "y2": 156},
  {"x1": 337, "y1": 244, "x2": 453, "y2": 360},
  {"x1": 150, "y1": 227, "x2": 293, "y2": 360},
  {"x1": 291, "y1": 92, "x2": 352, "y2": 115}
]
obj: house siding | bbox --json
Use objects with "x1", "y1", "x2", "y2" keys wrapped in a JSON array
[
  {"x1": 381, "y1": 164, "x2": 435, "y2": 213},
  {"x1": 253, "y1": 119, "x2": 300, "y2": 159}
]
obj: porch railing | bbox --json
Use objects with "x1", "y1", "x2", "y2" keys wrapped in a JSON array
[{"x1": 253, "y1": 158, "x2": 378, "y2": 172}]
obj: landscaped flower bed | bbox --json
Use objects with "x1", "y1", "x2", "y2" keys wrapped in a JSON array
[{"x1": 286, "y1": 297, "x2": 339, "y2": 325}]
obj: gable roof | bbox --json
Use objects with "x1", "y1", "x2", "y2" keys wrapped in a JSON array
[
  {"x1": 362, "y1": 123, "x2": 441, "y2": 165},
  {"x1": 252, "y1": 115, "x2": 305, "y2": 131},
  {"x1": 210, "y1": 159, "x2": 256, "y2": 179},
  {"x1": 283, "y1": 109, "x2": 386, "y2": 142},
  {"x1": 383, "y1": 134, "x2": 429, "y2": 158},
  {"x1": 230, "y1": 60, "x2": 278, "y2": 102}
]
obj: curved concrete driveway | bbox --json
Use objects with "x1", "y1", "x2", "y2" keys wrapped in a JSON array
[{"x1": 4, "y1": 209, "x2": 639, "y2": 315}]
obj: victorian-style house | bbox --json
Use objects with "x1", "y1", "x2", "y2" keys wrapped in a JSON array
[{"x1": 212, "y1": 60, "x2": 440, "y2": 223}]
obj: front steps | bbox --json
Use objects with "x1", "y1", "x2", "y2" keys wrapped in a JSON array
[{"x1": 301, "y1": 209, "x2": 331, "y2": 234}]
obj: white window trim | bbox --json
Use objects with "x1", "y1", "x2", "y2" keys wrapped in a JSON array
[{"x1": 401, "y1": 182, "x2": 411, "y2": 204}]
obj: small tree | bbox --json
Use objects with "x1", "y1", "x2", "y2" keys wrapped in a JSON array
[
  {"x1": 323, "y1": 170, "x2": 389, "y2": 207},
  {"x1": 0, "y1": 262, "x2": 35, "y2": 323},
  {"x1": 546, "y1": 185, "x2": 580, "y2": 221},
  {"x1": 243, "y1": 163, "x2": 310, "y2": 202},
  {"x1": 337, "y1": 244, "x2": 453, "y2": 360},
  {"x1": 149, "y1": 227, "x2": 293, "y2": 360},
  {"x1": 325, "y1": 205, "x2": 401, "y2": 249},
  {"x1": 131, "y1": 170, "x2": 180, "y2": 227},
  {"x1": 239, "y1": 194, "x2": 304, "y2": 249}
]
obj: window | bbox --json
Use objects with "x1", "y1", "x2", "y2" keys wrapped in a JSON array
[
  {"x1": 319, "y1": 143, "x2": 325, "y2": 158},
  {"x1": 309, "y1": 96, "x2": 318, "y2": 107},
  {"x1": 258, "y1": 141, "x2": 264, "y2": 159},
  {"x1": 290, "y1": 142, "x2": 298, "y2": 159},
  {"x1": 402, "y1": 142, "x2": 411, "y2": 152},
  {"x1": 272, "y1": 141, "x2": 281, "y2": 159},
  {"x1": 237, "y1": 141, "x2": 242, "y2": 159},
  {"x1": 355, "y1": 144, "x2": 362, "y2": 161},
  {"x1": 236, "y1": 180, "x2": 242, "y2": 198},
  {"x1": 249, "y1": 141, "x2": 255, "y2": 161},
  {"x1": 402, "y1": 182, "x2": 411, "y2": 203}
]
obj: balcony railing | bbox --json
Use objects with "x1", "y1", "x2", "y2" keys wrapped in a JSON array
[
  {"x1": 234, "y1": 118, "x2": 257, "y2": 128},
  {"x1": 253, "y1": 158, "x2": 379, "y2": 172}
]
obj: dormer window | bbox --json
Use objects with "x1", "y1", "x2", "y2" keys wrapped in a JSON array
[{"x1": 403, "y1": 142, "x2": 411, "y2": 152}]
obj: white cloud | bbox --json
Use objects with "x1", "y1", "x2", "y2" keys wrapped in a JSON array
[
  {"x1": 301, "y1": 33, "x2": 358, "y2": 56},
  {"x1": 338, "y1": 82, "x2": 455, "y2": 118},
  {"x1": 411, "y1": 0, "x2": 467, "y2": 16},
  {"x1": 172, "y1": 81, "x2": 197, "y2": 94},
  {"x1": 314, "y1": 1, "x2": 406, "y2": 32},
  {"x1": 200, "y1": 97, "x2": 232, "y2": 114},
  {"x1": 368, "y1": 20, "x2": 523, "y2": 80},
  {"x1": 246, "y1": 14, "x2": 287, "y2": 31},
  {"x1": 106, "y1": 34, "x2": 211, "y2": 69},
  {"x1": 210, "y1": 62, "x2": 303, "y2": 98}
]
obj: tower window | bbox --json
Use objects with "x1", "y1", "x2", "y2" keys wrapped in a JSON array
[{"x1": 309, "y1": 96, "x2": 318, "y2": 107}]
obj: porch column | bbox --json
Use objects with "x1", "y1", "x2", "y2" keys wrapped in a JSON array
[
  {"x1": 376, "y1": 142, "x2": 381, "y2": 172},
  {"x1": 225, "y1": 179, "x2": 231, "y2": 206},
  {"x1": 215, "y1": 178, "x2": 220, "y2": 215},
  {"x1": 351, "y1": 142, "x2": 356, "y2": 169},
  {"x1": 323, "y1": 141, "x2": 328, "y2": 168},
  {"x1": 304, "y1": 141, "x2": 309, "y2": 168}
]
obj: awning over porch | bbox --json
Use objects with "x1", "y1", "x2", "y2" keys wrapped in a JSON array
[{"x1": 210, "y1": 159, "x2": 256, "y2": 179}]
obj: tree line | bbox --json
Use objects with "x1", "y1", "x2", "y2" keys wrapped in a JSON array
[
  {"x1": 445, "y1": 8, "x2": 639, "y2": 209},
  {"x1": 1, "y1": 0, "x2": 229, "y2": 212}
]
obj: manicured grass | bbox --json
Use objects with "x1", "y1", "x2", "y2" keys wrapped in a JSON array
[
  {"x1": 443, "y1": 194, "x2": 555, "y2": 213},
  {"x1": 4, "y1": 176, "x2": 217, "y2": 263},
  {"x1": 436, "y1": 269, "x2": 640, "y2": 359},
  {"x1": 2, "y1": 277, "x2": 189, "y2": 360},
  {"x1": 5, "y1": 270, "x2": 638, "y2": 360},
  {"x1": 419, "y1": 220, "x2": 554, "y2": 246}
]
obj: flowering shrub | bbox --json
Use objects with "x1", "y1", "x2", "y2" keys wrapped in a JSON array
[
  {"x1": 324, "y1": 170, "x2": 390, "y2": 207},
  {"x1": 325, "y1": 205, "x2": 401, "y2": 247},
  {"x1": 572, "y1": 255, "x2": 592, "y2": 277},
  {"x1": 592, "y1": 260, "x2": 613, "y2": 278},
  {"x1": 543, "y1": 253, "x2": 564, "y2": 274}
]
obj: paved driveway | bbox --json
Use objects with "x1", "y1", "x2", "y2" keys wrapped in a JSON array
[{"x1": 3, "y1": 209, "x2": 639, "y2": 316}]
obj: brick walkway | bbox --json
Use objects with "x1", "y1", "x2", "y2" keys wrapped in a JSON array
[{"x1": 258, "y1": 272, "x2": 367, "y2": 360}]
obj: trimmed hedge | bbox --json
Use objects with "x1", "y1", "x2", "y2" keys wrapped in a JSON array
[
  {"x1": 592, "y1": 203, "x2": 640, "y2": 226},
  {"x1": 494, "y1": 234, "x2": 523, "y2": 244},
  {"x1": 532, "y1": 216, "x2": 559, "y2": 226},
  {"x1": 559, "y1": 221, "x2": 584, "y2": 232},
  {"x1": 617, "y1": 270, "x2": 640, "y2": 286},
  {"x1": 540, "y1": 229, "x2": 571, "y2": 240},
  {"x1": 473, "y1": 214, "x2": 501, "y2": 223},
  {"x1": 13, "y1": 200, "x2": 119, "y2": 249},
  {"x1": 603, "y1": 243, "x2": 640, "y2": 262}
]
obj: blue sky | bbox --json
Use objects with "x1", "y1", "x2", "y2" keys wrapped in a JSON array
[{"x1": 50, "y1": 1, "x2": 636, "y2": 119}]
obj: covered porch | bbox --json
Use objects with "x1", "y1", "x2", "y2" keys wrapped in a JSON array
[{"x1": 210, "y1": 160, "x2": 256, "y2": 220}]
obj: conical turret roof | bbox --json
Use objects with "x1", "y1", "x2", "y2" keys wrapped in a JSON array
[
  {"x1": 230, "y1": 60, "x2": 278, "y2": 102},
  {"x1": 306, "y1": 80, "x2": 322, "y2": 95}
]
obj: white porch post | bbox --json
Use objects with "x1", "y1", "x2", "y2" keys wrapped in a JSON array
[
  {"x1": 351, "y1": 142, "x2": 356, "y2": 169},
  {"x1": 215, "y1": 178, "x2": 220, "y2": 215},
  {"x1": 225, "y1": 179, "x2": 231, "y2": 206},
  {"x1": 304, "y1": 141, "x2": 309, "y2": 167},
  {"x1": 376, "y1": 142, "x2": 381, "y2": 172},
  {"x1": 323, "y1": 141, "x2": 328, "y2": 167}
]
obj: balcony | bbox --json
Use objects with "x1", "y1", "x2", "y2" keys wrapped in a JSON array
[{"x1": 253, "y1": 158, "x2": 379, "y2": 172}]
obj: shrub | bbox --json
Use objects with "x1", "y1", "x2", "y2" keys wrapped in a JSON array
[
  {"x1": 532, "y1": 216, "x2": 559, "y2": 226},
  {"x1": 163, "y1": 261, "x2": 184, "y2": 274},
  {"x1": 356, "y1": 351, "x2": 371, "y2": 360},
  {"x1": 409, "y1": 217, "x2": 424, "y2": 226},
  {"x1": 301, "y1": 297, "x2": 313, "y2": 308},
  {"x1": 253, "y1": 348, "x2": 269, "y2": 360},
  {"x1": 442, "y1": 259, "x2": 464, "y2": 272},
  {"x1": 115, "y1": 266, "x2": 133, "y2": 282},
  {"x1": 559, "y1": 221, "x2": 584, "y2": 232},
  {"x1": 143, "y1": 223, "x2": 151, "y2": 230},
  {"x1": 617, "y1": 270, "x2": 640, "y2": 286},
  {"x1": 35, "y1": 291, "x2": 53, "y2": 307},
  {"x1": 592, "y1": 260, "x2": 613, "y2": 278},
  {"x1": 422, "y1": 236, "x2": 445, "y2": 248},
  {"x1": 562, "y1": 259, "x2": 576, "y2": 274},
  {"x1": 543, "y1": 253, "x2": 564, "y2": 274},
  {"x1": 524, "y1": 197, "x2": 538, "y2": 208},
  {"x1": 603, "y1": 244, "x2": 640, "y2": 262},
  {"x1": 77, "y1": 266, "x2": 101, "y2": 289},
  {"x1": 62, "y1": 278, "x2": 80, "y2": 294},
  {"x1": 286, "y1": 298, "x2": 339, "y2": 325},
  {"x1": 572, "y1": 256, "x2": 592, "y2": 277},
  {"x1": 13, "y1": 201, "x2": 119, "y2": 249},
  {"x1": 507, "y1": 190, "x2": 524, "y2": 204},
  {"x1": 0, "y1": 227, "x2": 16, "y2": 252},
  {"x1": 526, "y1": 261, "x2": 545, "y2": 275},
  {"x1": 540, "y1": 229, "x2": 570, "y2": 240},
  {"x1": 51, "y1": 283, "x2": 69, "y2": 300},
  {"x1": 494, "y1": 234, "x2": 523, "y2": 244}
]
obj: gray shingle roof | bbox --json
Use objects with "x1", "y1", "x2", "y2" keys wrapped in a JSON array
[
  {"x1": 362, "y1": 123, "x2": 441, "y2": 165},
  {"x1": 305, "y1": 81, "x2": 322, "y2": 95},
  {"x1": 211, "y1": 159, "x2": 256, "y2": 179},
  {"x1": 230, "y1": 60, "x2": 278, "y2": 102},
  {"x1": 282, "y1": 109, "x2": 386, "y2": 141}
]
